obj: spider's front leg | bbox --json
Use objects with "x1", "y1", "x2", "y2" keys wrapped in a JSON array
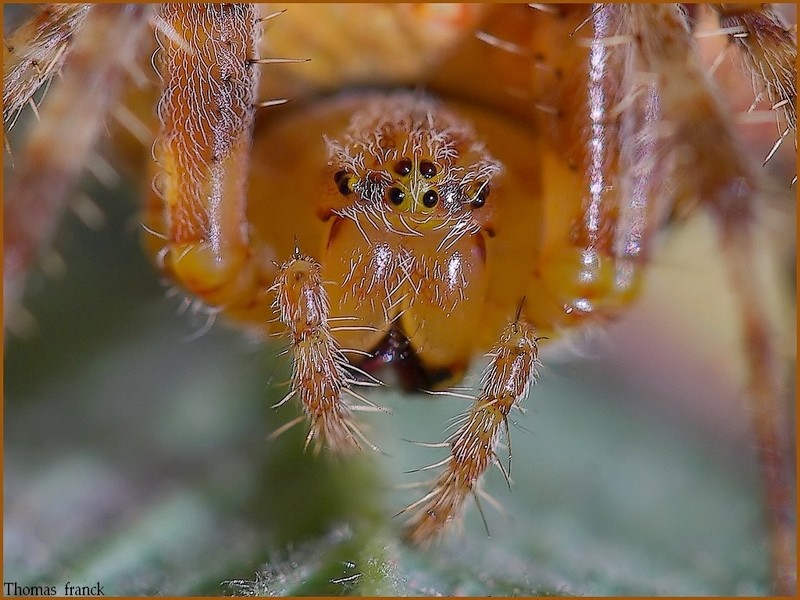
[
  {"x1": 147, "y1": 4, "x2": 371, "y2": 455},
  {"x1": 271, "y1": 249, "x2": 380, "y2": 454},
  {"x1": 146, "y1": 4, "x2": 265, "y2": 316},
  {"x1": 401, "y1": 316, "x2": 541, "y2": 544}
]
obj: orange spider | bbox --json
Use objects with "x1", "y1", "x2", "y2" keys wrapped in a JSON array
[{"x1": 3, "y1": 3, "x2": 796, "y2": 593}]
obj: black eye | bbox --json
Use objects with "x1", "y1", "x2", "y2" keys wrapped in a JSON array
[
  {"x1": 388, "y1": 187, "x2": 405, "y2": 205},
  {"x1": 334, "y1": 170, "x2": 352, "y2": 196},
  {"x1": 419, "y1": 160, "x2": 437, "y2": 178},
  {"x1": 471, "y1": 183, "x2": 490, "y2": 208},
  {"x1": 422, "y1": 189, "x2": 438, "y2": 208},
  {"x1": 394, "y1": 158, "x2": 412, "y2": 176}
]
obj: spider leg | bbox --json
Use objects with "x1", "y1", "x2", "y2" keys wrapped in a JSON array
[
  {"x1": 592, "y1": 5, "x2": 796, "y2": 593},
  {"x1": 627, "y1": 7, "x2": 793, "y2": 593},
  {"x1": 402, "y1": 317, "x2": 540, "y2": 544},
  {"x1": 146, "y1": 4, "x2": 270, "y2": 321},
  {"x1": 706, "y1": 7, "x2": 797, "y2": 589},
  {"x1": 3, "y1": 4, "x2": 90, "y2": 129},
  {"x1": 271, "y1": 249, "x2": 379, "y2": 455},
  {"x1": 4, "y1": 5, "x2": 153, "y2": 332},
  {"x1": 712, "y1": 4, "x2": 797, "y2": 138}
]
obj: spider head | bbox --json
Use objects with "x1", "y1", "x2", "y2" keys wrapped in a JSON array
[{"x1": 327, "y1": 93, "x2": 501, "y2": 234}]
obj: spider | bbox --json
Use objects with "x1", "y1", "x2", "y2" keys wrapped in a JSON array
[{"x1": 3, "y1": 3, "x2": 796, "y2": 594}]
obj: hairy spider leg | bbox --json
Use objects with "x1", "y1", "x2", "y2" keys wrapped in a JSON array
[
  {"x1": 531, "y1": 4, "x2": 797, "y2": 592},
  {"x1": 272, "y1": 249, "x2": 380, "y2": 454},
  {"x1": 4, "y1": 5, "x2": 153, "y2": 331},
  {"x1": 146, "y1": 4, "x2": 270, "y2": 318},
  {"x1": 401, "y1": 316, "x2": 540, "y2": 543},
  {"x1": 712, "y1": 4, "x2": 796, "y2": 139},
  {"x1": 599, "y1": 6, "x2": 795, "y2": 593},
  {"x1": 709, "y1": 6, "x2": 797, "y2": 590},
  {"x1": 3, "y1": 4, "x2": 90, "y2": 127}
]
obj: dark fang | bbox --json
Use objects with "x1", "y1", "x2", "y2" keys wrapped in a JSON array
[
  {"x1": 389, "y1": 187, "x2": 405, "y2": 205},
  {"x1": 422, "y1": 189, "x2": 438, "y2": 208},
  {"x1": 419, "y1": 160, "x2": 437, "y2": 178},
  {"x1": 394, "y1": 158, "x2": 412, "y2": 176},
  {"x1": 334, "y1": 170, "x2": 352, "y2": 196}
]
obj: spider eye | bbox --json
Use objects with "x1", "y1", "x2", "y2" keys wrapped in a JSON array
[
  {"x1": 394, "y1": 158, "x2": 412, "y2": 176},
  {"x1": 388, "y1": 186, "x2": 405, "y2": 205},
  {"x1": 419, "y1": 160, "x2": 437, "y2": 178},
  {"x1": 471, "y1": 183, "x2": 490, "y2": 208},
  {"x1": 333, "y1": 170, "x2": 354, "y2": 196},
  {"x1": 422, "y1": 189, "x2": 439, "y2": 208}
]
